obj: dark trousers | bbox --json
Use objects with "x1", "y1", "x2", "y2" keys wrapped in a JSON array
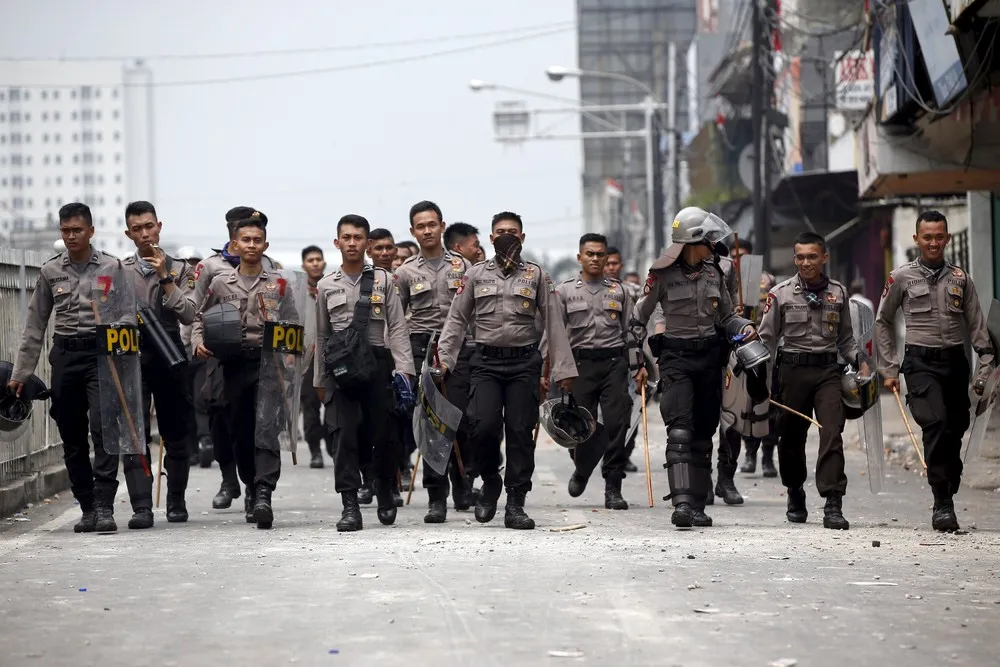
[
  {"x1": 467, "y1": 349, "x2": 543, "y2": 493},
  {"x1": 139, "y1": 338, "x2": 193, "y2": 496},
  {"x1": 202, "y1": 357, "x2": 235, "y2": 469},
  {"x1": 189, "y1": 357, "x2": 210, "y2": 441},
  {"x1": 221, "y1": 356, "x2": 281, "y2": 490},
  {"x1": 325, "y1": 351, "x2": 396, "y2": 493},
  {"x1": 569, "y1": 355, "x2": 631, "y2": 482},
  {"x1": 902, "y1": 352, "x2": 970, "y2": 495},
  {"x1": 301, "y1": 364, "x2": 327, "y2": 456},
  {"x1": 414, "y1": 342, "x2": 475, "y2": 500},
  {"x1": 717, "y1": 426, "x2": 741, "y2": 476},
  {"x1": 49, "y1": 346, "x2": 124, "y2": 510},
  {"x1": 776, "y1": 362, "x2": 846, "y2": 496},
  {"x1": 659, "y1": 349, "x2": 724, "y2": 446}
]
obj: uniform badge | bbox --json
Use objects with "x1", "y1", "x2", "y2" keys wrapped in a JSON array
[
  {"x1": 953, "y1": 298, "x2": 962, "y2": 308},
  {"x1": 480, "y1": 287, "x2": 491, "y2": 294},
  {"x1": 56, "y1": 287, "x2": 63, "y2": 294},
  {"x1": 827, "y1": 312, "x2": 837, "y2": 322},
  {"x1": 523, "y1": 266, "x2": 535, "y2": 278},
  {"x1": 608, "y1": 284, "x2": 617, "y2": 292},
  {"x1": 953, "y1": 268, "x2": 964, "y2": 278},
  {"x1": 519, "y1": 287, "x2": 532, "y2": 297},
  {"x1": 825, "y1": 293, "x2": 837, "y2": 304},
  {"x1": 187, "y1": 278, "x2": 195, "y2": 290},
  {"x1": 763, "y1": 293, "x2": 775, "y2": 314},
  {"x1": 370, "y1": 294, "x2": 384, "y2": 304},
  {"x1": 415, "y1": 283, "x2": 425, "y2": 291},
  {"x1": 828, "y1": 323, "x2": 835, "y2": 333},
  {"x1": 711, "y1": 299, "x2": 719, "y2": 310},
  {"x1": 522, "y1": 300, "x2": 531, "y2": 309},
  {"x1": 373, "y1": 306, "x2": 382, "y2": 315},
  {"x1": 881, "y1": 275, "x2": 894, "y2": 299},
  {"x1": 265, "y1": 283, "x2": 276, "y2": 290},
  {"x1": 169, "y1": 270, "x2": 177, "y2": 277},
  {"x1": 949, "y1": 286, "x2": 961, "y2": 295},
  {"x1": 608, "y1": 301, "x2": 620, "y2": 310},
  {"x1": 451, "y1": 258, "x2": 463, "y2": 270},
  {"x1": 643, "y1": 273, "x2": 656, "y2": 295},
  {"x1": 610, "y1": 312, "x2": 617, "y2": 320}
]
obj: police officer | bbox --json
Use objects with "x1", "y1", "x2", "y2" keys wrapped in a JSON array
[
  {"x1": 177, "y1": 245, "x2": 212, "y2": 467},
  {"x1": 121, "y1": 200, "x2": 197, "y2": 528},
  {"x1": 758, "y1": 232, "x2": 860, "y2": 530},
  {"x1": 557, "y1": 233, "x2": 643, "y2": 510},
  {"x1": 741, "y1": 271, "x2": 779, "y2": 477},
  {"x1": 300, "y1": 244, "x2": 329, "y2": 469},
  {"x1": 192, "y1": 213, "x2": 294, "y2": 529},
  {"x1": 192, "y1": 207, "x2": 282, "y2": 511},
  {"x1": 314, "y1": 215, "x2": 414, "y2": 532},
  {"x1": 395, "y1": 200, "x2": 476, "y2": 522},
  {"x1": 710, "y1": 248, "x2": 745, "y2": 506},
  {"x1": 368, "y1": 228, "x2": 398, "y2": 271},
  {"x1": 605, "y1": 246, "x2": 643, "y2": 473},
  {"x1": 875, "y1": 210, "x2": 995, "y2": 532},
  {"x1": 444, "y1": 222, "x2": 483, "y2": 264},
  {"x1": 632, "y1": 208, "x2": 755, "y2": 528},
  {"x1": 7, "y1": 203, "x2": 133, "y2": 533},
  {"x1": 437, "y1": 211, "x2": 577, "y2": 530}
]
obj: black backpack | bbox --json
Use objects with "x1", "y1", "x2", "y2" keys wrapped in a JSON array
[{"x1": 323, "y1": 269, "x2": 379, "y2": 391}]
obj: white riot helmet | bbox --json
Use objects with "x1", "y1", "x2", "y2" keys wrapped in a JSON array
[
  {"x1": 671, "y1": 207, "x2": 735, "y2": 255},
  {"x1": 175, "y1": 245, "x2": 203, "y2": 262}
]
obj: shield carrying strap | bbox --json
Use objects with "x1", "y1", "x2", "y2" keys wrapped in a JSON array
[{"x1": 350, "y1": 269, "x2": 376, "y2": 335}]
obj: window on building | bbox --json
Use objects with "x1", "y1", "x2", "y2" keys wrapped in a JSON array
[
  {"x1": 45, "y1": 198, "x2": 51, "y2": 207},
  {"x1": 24, "y1": 134, "x2": 31, "y2": 144},
  {"x1": 0, "y1": 113, "x2": 4, "y2": 122},
  {"x1": 41, "y1": 91, "x2": 48, "y2": 100},
  {"x1": 9, "y1": 89, "x2": 19, "y2": 102},
  {"x1": 26, "y1": 177, "x2": 32, "y2": 186},
  {"x1": 81, "y1": 109, "x2": 91, "y2": 121},
  {"x1": 72, "y1": 111, "x2": 78, "y2": 121},
  {"x1": 116, "y1": 195, "x2": 123, "y2": 206},
  {"x1": 24, "y1": 112, "x2": 30, "y2": 122},
  {"x1": 113, "y1": 109, "x2": 120, "y2": 119},
  {"x1": 41, "y1": 112, "x2": 47, "y2": 121},
  {"x1": 10, "y1": 111, "x2": 19, "y2": 122},
  {"x1": 72, "y1": 133, "x2": 78, "y2": 142},
  {"x1": 96, "y1": 132, "x2": 102, "y2": 141},
  {"x1": 96, "y1": 111, "x2": 102, "y2": 120},
  {"x1": 114, "y1": 153, "x2": 121, "y2": 163},
  {"x1": 25, "y1": 156, "x2": 30, "y2": 165},
  {"x1": 43, "y1": 134, "x2": 49, "y2": 143},
  {"x1": 54, "y1": 133, "x2": 60, "y2": 143},
  {"x1": 0, "y1": 136, "x2": 5, "y2": 145},
  {"x1": 23, "y1": 91, "x2": 29, "y2": 101},
  {"x1": 71, "y1": 90, "x2": 76, "y2": 99},
  {"x1": 53, "y1": 111, "x2": 59, "y2": 121},
  {"x1": 27, "y1": 198, "x2": 33, "y2": 209},
  {"x1": 0, "y1": 178, "x2": 5, "y2": 186},
  {"x1": 97, "y1": 154, "x2": 103, "y2": 164},
  {"x1": 73, "y1": 155, "x2": 79, "y2": 164},
  {"x1": 97, "y1": 175, "x2": 104, "y2": 185},
  {"x1": 55, "y1": 155, "x2": 61, "y2": 165},
  {"x1": 115, "y1": 174, "x2": 122, "y2": 184},
  {"x1": 113, "y1": 131, "x2": 121, "y2": 141},
  {"x1": 95, "y1": 89, "x2": 101, "y2": 99},
  {"x1": 55, "y1": 176, "x2": 62, "y2": 186},
  {"x1": 112, "y1": 88, "x2": 120, "y2": 99},
  {"x1": 43, "y1": 155, "x2": 49, "y2": 165},
  {"x1": 84, "y1": 174, "x2": 93, "y2": 185},
  {"x1": 98, "y1": 196, "x2": 105, "y2": 206},
  {"x1": 53, "y1": 91, "x2": 59, "y2": 100}
]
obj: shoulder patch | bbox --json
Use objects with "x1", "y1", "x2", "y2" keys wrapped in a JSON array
[
  {"x1": 952, "y1": 268, "x2": 964, "y2": 278},
  {"x1": 643, "y1": 272, "x2": 657, "y2": 295},
  {"x1": 193, "y1": 262, "x2": 204, "y2": 281},
  {"x1": 763, "y1": 292, "x2": 775, "y2": 315},
  {"x1": 456, "y1": 275, "x2": 468, "y2": 295},
  {"x1": 881, "y1": 275, "x2": 895, "y2": 299}
]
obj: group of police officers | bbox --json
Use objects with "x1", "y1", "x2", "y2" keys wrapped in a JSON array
[{"x1": 4, "y1": 200, "x2": 996, "y2": 535}]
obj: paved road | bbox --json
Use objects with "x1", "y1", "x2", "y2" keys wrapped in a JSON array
[{"x1": 1, "y1": 419, "x2": 998, "y2": 667}]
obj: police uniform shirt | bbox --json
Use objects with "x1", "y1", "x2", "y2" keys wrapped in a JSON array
[
  {"x1": 635, "y1": 259, "x2": 741, "y2": 339},
  {"x1": 437, "y1": 259, "x2": 577, "y2": 383},
  {"x1": 394, "y1": 251, "x2": 471, "y2": 334},
  {"x1": 191, "y1": 268, "x2": 298, "y2": 352},
  {"x1": 122, "y1": 253, "x2": 196, "y2": 331},
  {"x1": 11, "y1": 248, "x2": 124, "y2": 383},
  {"x1": 313, "y1": 266, "x2": 414, "y2": 384},
  {"x1": 303, "y1": 281, "x2": 319, "y2": 375},
  {"x1": 556, "y1": 275, "x2": 632, "y2": 350},
  {"x1": 718, "y1": 256, "x2": 743, "y2": 313},
  {"x1": 758, "y1": 274, "x2": 858, "y2": 363},
  {"x1": 192, "y1": 250, "x2": 282, "y2": 324},
  {"x1": 875, "y1": 261, "x2": 995, "y2": 380}
]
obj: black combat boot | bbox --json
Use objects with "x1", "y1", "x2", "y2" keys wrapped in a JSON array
[
  {"x1": 166, "y1": 493, "x2": 188, "y2": 523},
  {"x1": 503, "y1": 489, "x2": 535, "y2": 530},
  {"x1": 452, "y1": 482, "x2": 475, "y2": 511},
  {"x1": 704, "y1": 473, "x2": 715, "y2": 505},
  {"x1": 336, "y1": 491, "x2": 363, "y2": 532},
  {"x1": 786, "y1": 486, "x2": 808, "y2": 523},
  {"x1": 424, "y1": 499, "x2": 447, "y2": 524},
  {"x1": 95, "y1": 505, "x2": 117, "y2": 533},
  {"x1": 309, "y1": 450, "x2": 324, "y2": 469},
  {"x1": 373, "y1": 479, "x2": 397, "y2": 526},
  {"x1": 740, "y1": 454, "x2": 757, "y2": 474},
  {"x1": 392, "y1": 484, "x2": 404, "y2": 508},
  {"x1": 691, "y1": 507, "x2": 714, "y2": 527},
  {"x1": 671, "y1": 503, "x2": 695, "y2": 527},
  {"x1": 74, "y1": 509, "x2": 97, "y2": 533},
  {"x1": 931, "y1": 488, "x2": 960, "y2": 532},
  {"x1": 715, "y1": 473, "x2": 744, "y2": 505},
  {"x1": 357, "y1": 481, "x2": 374, "y2": 505},
  {"x1": 475, "y1": 475, "x2": 504, "y2": 523},
  {"x1": 212, "y1": 462, "x2": 241, "y2": 509},
  {"x1": 568, "y1": 472, "x2": 588, "y2": 498},
  {"x1": 822, "y1": 492, "x2": 849, "y2": 530},
  {"x1": 244, "y1": 485, "x2": 256, "y2": 524},
  {"x1": 198, "y1": 436, "x2": 214, "y2": 469},
  {"x1": 624, "y1": 459, "x2": 638, "y2": 473},
  {"x1": 761, "y1": 445, "x2": 778, "y2": 478},
  {"x1": 128, "y1": 508, "x2": 154, "y2": 530},
  {"x1": 604, "y1": 477, "x2": 629, "y2": 510},
  {"x1": 253, "y1": 485, "x2": 273, "y2": 529}
]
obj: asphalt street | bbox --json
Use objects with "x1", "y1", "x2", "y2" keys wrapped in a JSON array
[{"x1": 1, "y1": 417, "x2": 998, "y2": 667}]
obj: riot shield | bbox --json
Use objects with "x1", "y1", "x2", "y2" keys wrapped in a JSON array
[
  {"x1": 255, "y1": 270, "x2": 308, "y2": 453},
  {"x1": 94, "y1": 266, "x2": 146, "y2": 455},
  {"x1": 963, "y1": 298, "x2": 1000, "y2": 461},
  {"x1": 738, "y1": 254, "x2": 764, "y2": 311},
  {"x1": 413, "y1": 364, "x2": 462, "y2": 476},
  {"x1": 850, "y1": 299, "x2": 884, "y2": 493},
  {"x1": 720, "y1": 352, "x2": 769, "y2": 438}
]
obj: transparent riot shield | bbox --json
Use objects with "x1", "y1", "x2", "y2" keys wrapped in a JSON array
[
  {"x1": 413, "y1": 364, "x2": 462, "y2": 476},
  {"x1": 94, "y1": 266, "x2": 146, "y2": 455},
  {"x1": 963, "y1": 298, "x2": 1000, "y2": 461},
  {"x1": 738, "y1": 254, "x2": 764, "y2": 311},
  {"x1": 255, "y1": 270, "x2": 308, "y2": 454},
  {"x1": 720, "y1": 351, "x2": 769, "y2": 438},
  {"x1": 850, "y1": 299, "x2": 884, "y2": 493}
]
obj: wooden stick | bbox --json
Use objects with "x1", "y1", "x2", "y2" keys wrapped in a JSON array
[
  {"x1": 733, "y1": 233, "x2": 745, "y2": 312},
  {"x1": 769, "y1": 399, "x2": 822, "y2": 430},
  {"x1": 406, "y1": 452, "x2": 421, "y2": 505},
  {"x1": 640, "y1": 383, "x2": 654, "y2": 508},
  {"x1": 892, "y1": 386, "x2": 927, "y2": 470},
  {"x1": 155, "y1": 437, "x2": 165, "y2": 508},
  {"x1": 257, "y1": 294, "x2": 298, "y2": 465}
]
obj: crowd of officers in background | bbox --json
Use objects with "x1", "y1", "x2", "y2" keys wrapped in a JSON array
[{"x1": 4, "y1": 201, "x2": 992, "y2": 535}]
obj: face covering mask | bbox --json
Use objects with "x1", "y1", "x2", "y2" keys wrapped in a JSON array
[{"x1": 493, "y1": 234, "x2": 522, "y2": 274}]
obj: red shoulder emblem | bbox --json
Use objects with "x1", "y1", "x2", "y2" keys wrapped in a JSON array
[
  {"x1": 763, "y1": 292, "x2": 775, "y2": 315},
  {"x1": 881, "y1": 275, "x2": 895, "y2": 299},
  {"x1": 643, "y1": 273, "x2": 657, "y2": 295},
  {"x1": 193, "y1": 263, "x2": 203, "y2": 281},
  {"x1": 456, "y1": 275, "x2": 468, "y2": 295}
]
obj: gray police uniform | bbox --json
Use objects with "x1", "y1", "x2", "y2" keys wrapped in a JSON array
[{"x1": 300, "y1": 280, "x2": 328, "y2": 463}]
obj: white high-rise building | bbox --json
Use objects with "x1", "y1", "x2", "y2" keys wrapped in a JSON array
[{"x1": 0, "y1": 60, "x2": 155, "y2": 256}]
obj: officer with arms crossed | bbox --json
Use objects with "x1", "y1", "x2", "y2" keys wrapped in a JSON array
[
  {"x1": 436, "y1": 211, "x2": 577, "y2": 530},
  {"x1": 193, "y1": 212, "x2": 296, "y2": 529},
  {"x1": 315, "y1": 215, "x2": 414, "y2": 532},
  {"x1": 557, "y1": 233, "x2": 645, "y2": 510},
  {"x1": 395, "y1": 200, "x2": 477, "y2": 522},
  {"x1": 631, "y1": 207, "x2": 756, "y2": 529},
  {"x1": 121, "y1": 200, "x2": 197, "y2": 527},
  {"x1": 8, "y1": 203, "x2": 133, "y2": 533},
  {"x1": 758, "y1": 232, "x2": 860, "y2": 529},
  {"x1": 875, "y1": 210, "x2": 994, "y2": 532}
]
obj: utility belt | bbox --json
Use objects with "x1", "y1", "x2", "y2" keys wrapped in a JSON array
[
  {"x1": 778, "y1": 351, "x2": 838, "y2": 367},
  {"x1": 239, "y1": 347, "x2": 262, "y2": 362},
  {"x1": 53, "y1": 334, "x2": 95, "y2": 352},
  {"x1": 572, "y1": 347, "x2": 625, "y2": 361},
  {"x1": 904, "y1": 344, "x2": 966, "y2": 362},
  {"x1": 410, "y1": 332, "x2": 473, "y2": 364},
  {"x1": 651, "y1": 335, "x2": 720, "y2": 357},
  {"x1": 475, "y1": 343, "x2": 537, "y2": 361},
  {"x1": 372, "y1": 346, "x2": 392, "y2": 361}
]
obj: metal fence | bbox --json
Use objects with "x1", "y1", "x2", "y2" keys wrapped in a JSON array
[{"x1": 0, "y1": 247, "x2": 63, "y2": 488}]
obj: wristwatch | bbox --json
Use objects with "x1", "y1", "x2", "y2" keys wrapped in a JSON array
[{"x1": 158, "y1": 276, "x2": 174, "y2": 285}]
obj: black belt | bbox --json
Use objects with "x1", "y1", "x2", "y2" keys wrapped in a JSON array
[
  {"x1": 476, "y1": 343, "x2": 537, "y2": 360},
  {"x1": 905, "y1": 345, "x2": 966, "y2": 362},
  {"x1": 372, "y1": 346, "x2": 392, "y2": 360},
  {"x1": 53, "y1": 334, "x2": 94, "y2": 352},
  {"x1": 661, "y1": 337, "x2": 719, "y2": 352},
  {"x1": 778, "y1": 351, "x2": 838, "y2": 366},
  {"x1": 573, "y1": 347, "x2": 625, "y2": 361},
  {"x1": 241, "y1": 347, "x2": 262, "y2": 361}
]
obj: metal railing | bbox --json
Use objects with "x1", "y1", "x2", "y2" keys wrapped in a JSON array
[{"x1": 0, "y1": 247, "x2": 63, "y2": 488}]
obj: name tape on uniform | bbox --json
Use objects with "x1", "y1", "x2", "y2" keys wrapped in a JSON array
[
  {"x1": 97, "y1": 324, "x2": 139, "y2": 356},
  {"x1": 263, "y1": 321, "x2": 305, "y2": 355}
]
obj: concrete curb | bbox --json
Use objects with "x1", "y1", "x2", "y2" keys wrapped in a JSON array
[{"x1": 0, "y1": 464, "x2": 71, "y2": 518}]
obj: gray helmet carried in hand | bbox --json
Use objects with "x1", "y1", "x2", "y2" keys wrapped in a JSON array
[
  {"x1": 842, "y1": 366, "x2": 877, "y2": 420},
  {"x1": 202, "y1": 302, "x2": 243, "y2": 363},
  {"x1": 540, "y1": 393, "x2": 596, "y2": 449},
  {"x1": 671, "y1": 207, "x2": 735, "y2": 255}
]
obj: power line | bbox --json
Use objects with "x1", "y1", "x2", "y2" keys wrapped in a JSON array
[
  {"x1": 0, "y1": 21, "x2": 574, "y2": 62},
  {"x1": 3, "y1": 25, "x2": 573, "y2": 89}
]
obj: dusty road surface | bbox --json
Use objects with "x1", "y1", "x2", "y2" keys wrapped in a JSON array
[{"x1": 1, "y1": 419, "x2": 998, "y2": 667}]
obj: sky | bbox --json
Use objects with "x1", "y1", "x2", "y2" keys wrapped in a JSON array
[{"x1": 0, "y1": 0, "x2": 583, "y2": 267}]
